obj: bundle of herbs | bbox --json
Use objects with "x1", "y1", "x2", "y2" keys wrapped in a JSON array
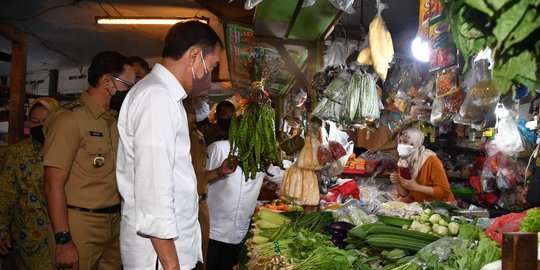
[{"x1": 229, "y1": 52, "x2": 283, "y2": 180}]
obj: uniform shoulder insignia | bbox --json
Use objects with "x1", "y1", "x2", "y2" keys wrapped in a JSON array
[{"x1": 62, "y1": 99, "x2": 84, "y2": 111}]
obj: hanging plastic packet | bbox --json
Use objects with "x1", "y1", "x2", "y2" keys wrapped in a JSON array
[
  {"x1": 442, "y1": 87, "x2": 466, "y2": 115},
  {"x1": 324, "y1": 41, "x2": 347, "y2": 68},
  {"x1": 458, "y1": 58, "x2": 500, "y2": 128},
  {"x1": 430, "y1": 97, "x2": 444, "y2": 126},
  {"x1": 328, "y1": 0, "x2": 355, "y2": 14},
  {"x1": 302, "y1": 0, "x2": 316, "y2": 7},
  {"x1": 244, "y1": 0, "x2": 263, "y2": 10},
  {"x1": 435, "y1": 67, "x2": 458, "y2": 98}
]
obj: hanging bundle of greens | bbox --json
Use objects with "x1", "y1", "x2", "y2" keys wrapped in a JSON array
[
  {"x1": 229, "y1": 52, "x2": 282, "y2": 180},
  {"x1": 447, "y1": 0, "x2": 540, "y2": 95}
]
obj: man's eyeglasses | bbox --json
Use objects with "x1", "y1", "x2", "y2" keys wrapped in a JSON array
[{"x1": 111, "y1": 76, "x2": 134, "y2": 91}]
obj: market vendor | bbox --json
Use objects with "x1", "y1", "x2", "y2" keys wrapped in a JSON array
[{"x1": 389, "y1": 127, "x2": 455, "y2": 202}]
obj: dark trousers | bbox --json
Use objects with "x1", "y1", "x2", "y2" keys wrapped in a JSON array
[
  {"x1": 527, "y1": 166, "x2": 540, "y2": 206},
  {"x1": 205, "y1": 239, "x2": 240, "y2": 270}
]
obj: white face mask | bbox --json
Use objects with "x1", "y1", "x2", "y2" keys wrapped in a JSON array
[
  {"x1": 195, "y1": 101, "x2": 210, "y2": 122},
  {"x1": 397, "y1": 144, "x2": 416, "y2": 157}
]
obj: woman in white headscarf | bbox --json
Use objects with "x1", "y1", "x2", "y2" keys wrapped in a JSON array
[{"x1": 389, "y1": 127, "x2": 455, "y2": 202}]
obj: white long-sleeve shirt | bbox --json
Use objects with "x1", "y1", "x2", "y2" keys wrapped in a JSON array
[
  {"x1": 206, "y1": 140, "x2": 283, "y2": 244},
  {"x1": 116, "y1": 64, "x2": 202, "y2": 270}
]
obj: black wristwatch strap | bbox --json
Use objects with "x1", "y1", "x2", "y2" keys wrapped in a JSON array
[{"x1": 54, "y1": 231, "x2": 71, "y2": 245}]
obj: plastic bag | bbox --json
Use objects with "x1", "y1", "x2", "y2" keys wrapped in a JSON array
[
  {"x1": 485, "y1": 211, "x2": 527, "y2": 243},
  {"x1": 328, "y1": 0, "x2": 355, "y2": 14},
  {"x1": 435, "y1": 67, "x2": 458, "y2": 98},
  {"x1": 458, "y1": 59, "x2": 500, "y2": 127},
  {"x1": 244, "y1": 0, "x2": 263, "y2": 10},
  {"x1": 324, "y1": 41, "x2": 347, "y2": 68},
  {"x1": 302, "y1": 0, "x2": 316, "y2": 7},
  {"x1": 297, "y1": 127, "x2": 322, "y2": 170},
  {"x1": 280, "y1": 164, "x2": 320, "y2": 206},
  {"x1": 442, "y1": 88, "x2": 466, "y2": 115},
  {"x1": 492, "y1": 117, "x2": 525, "y2": 157},
  {"x1": 430, "y1": 97, "x2": 444, "y2": 126},
  {"x1": 341, "y1": 199, "x2": 371, "y2": 226},
  {"x1": 481, "y1": 166, "x2": 497, "y2": 193},
  {"x1": 322, "y1": 70, "x2": 350, "y2": 103},
  {"x1": 317, "y1": 126, "x2": 334, "y2": 165}
]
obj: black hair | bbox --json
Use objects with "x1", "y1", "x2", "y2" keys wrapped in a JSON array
[
  {"x1": 130, "y1": 56, "x2": 151, "y2": 74},
  {"x1": 87, "y1": 51, "x2": 132, "y2": 87},
  {"x1": 162, "y1": 21, "x2": 222, "y2": 60},
  {"x1": 216, "y1": 100, "x2": 235, "y2": 117}
]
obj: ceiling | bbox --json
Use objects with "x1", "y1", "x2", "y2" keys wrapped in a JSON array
[{"x1": 0, "y1": 0, "x2": 419, "y2": 77}]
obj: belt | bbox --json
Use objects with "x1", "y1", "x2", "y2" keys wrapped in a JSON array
[
  {"x1": 199, "y1": 193, "x2": 207, "y2": 201},
  {"x1": 67, "y1": 204, "x2": 121, "y2": 214}
]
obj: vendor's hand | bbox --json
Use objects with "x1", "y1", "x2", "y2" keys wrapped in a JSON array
[
  {"x1": 218, "y1": 156, "x2": 238, "y2": 176},
  {"x1": 389, "y1": 172, "x2": 402, "y2": 185},
  {"x1": 0, "y1": 232, "x2": 10, "y2": 255},
  {"x1": 399, "y1": 177, "x2": 420, "y2": 191}
]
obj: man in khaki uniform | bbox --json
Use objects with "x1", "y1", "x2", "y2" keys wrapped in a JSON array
[{"x1": 42, "y1": 51, "x2": 135, "y2": 270}]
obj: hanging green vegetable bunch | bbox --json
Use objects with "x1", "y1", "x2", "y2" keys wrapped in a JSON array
[
  {"x1": 229, "y1": 51, "x2": 282, "y2": 180},
  {"x1": 447, "y1": 0, "x2": 539, "y2": 95}
]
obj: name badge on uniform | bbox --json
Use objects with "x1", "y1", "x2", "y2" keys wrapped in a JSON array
[
  {"x1": 93, "y1": 155, "x2": 105, "y2": 168},
  {"x1": 89, "y1": 131, "x2": 103, "y2": 137}
]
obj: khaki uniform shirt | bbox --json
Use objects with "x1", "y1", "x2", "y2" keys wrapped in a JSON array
[
  {"x1": 43, "y1": 91, "x2": 120, "y2": 209},
  {"x1": 190, "y1": 124, "x2": 208, "y2": 196}
]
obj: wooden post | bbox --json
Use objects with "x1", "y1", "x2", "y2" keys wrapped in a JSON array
[
  {"x1": 502, "y1": 232, "x2": 538, "y2": 270},
  {"x1": 8, "y1": 41, "x2": 27, "y2": 144},
  {"x1": 0, "y1": 23, "x2": 27, "y2": 145}
]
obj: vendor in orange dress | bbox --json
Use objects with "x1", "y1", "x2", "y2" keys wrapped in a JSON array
[{"x1": 389, "y1": 127, "x2": 455, "y2": 202}]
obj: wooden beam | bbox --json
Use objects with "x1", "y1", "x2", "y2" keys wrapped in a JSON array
[
  {"x1": 274, "y1": 43, "x2": 309, "y2": 92},
  {"x1": 322, "y1": 11, "x2": 344, "y2": 41},
  {"x1": 240, "y1": 36, "x2": 313, "y2": 48},
  {"x1": 284, "y1": 0, "x2": 304, "y2": 39},
  {"x1": 0, "y1": 23, "x2": 27, "y2": 44},
  {"x1": 2, "y1": 24, "x2": 28, "y2": 144}
]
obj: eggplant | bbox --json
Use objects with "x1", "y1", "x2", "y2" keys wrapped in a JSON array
[
  {"x1": 331, "y1": 234, "x2": 347, "y2": 249},
  {"x1": 329, "y1": 221, "x2": 355, "y2": 232},
  {"x1": 323, "y1": 221, "x2": 355, "y2": 236}
]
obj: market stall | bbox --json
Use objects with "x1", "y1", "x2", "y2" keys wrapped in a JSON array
[{"x1": 230, "y1": 0, "x2": 540, "y2": 269}]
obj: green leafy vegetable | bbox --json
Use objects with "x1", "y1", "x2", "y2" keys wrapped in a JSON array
[
  {"x1": 448, "y1": 0, "x2": 540, "y2": 94},
  {"x1": 520, "y1": 209, "x2": 540, "y2": 232}
]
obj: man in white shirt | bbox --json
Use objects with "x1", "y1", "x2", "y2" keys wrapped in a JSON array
[
  {"x1": 116, "y1": 21, "x2": 222, "y2": 270},
  {"x1": 205, "y1": 101, "x2": 284, "y2": 270}
]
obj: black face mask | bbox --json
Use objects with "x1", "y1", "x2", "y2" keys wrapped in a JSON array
[
  {"x1": 30, "y1": 125, "x2": 45, "y2": 144},
  {"x1": 217, "y1": 117, "x2": 231, "y2": 131},
  {"x1": 110, "y1": 90, "x2": 129, "y2": 113}
]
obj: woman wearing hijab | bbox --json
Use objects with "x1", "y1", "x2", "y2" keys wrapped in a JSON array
[
  {"x1": 389, "y1": 127, "x2": 455, "y2": 202},
  {"x1": 0, "y1": 97, "x2": 60, "y2": 269}
]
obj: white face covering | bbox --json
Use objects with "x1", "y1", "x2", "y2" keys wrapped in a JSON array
[
  {"x1": 195, "y1": 101, "x2": 210, "y2": 122},
  {"x1": 397, "y1": 144, "x2": 416, "y2": 157}
]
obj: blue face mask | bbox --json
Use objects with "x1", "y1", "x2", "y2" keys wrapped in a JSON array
[{"x1": 195, "y1": 101, "x2": 210, "y2": 122}]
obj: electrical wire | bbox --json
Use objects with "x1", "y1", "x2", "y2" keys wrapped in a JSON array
[
  {"x1": 21, "y1": 25, "x2": 82, "y2": 67},
  {"x1": 0, "y1": 2, "x2": 80, "y2": 21}
]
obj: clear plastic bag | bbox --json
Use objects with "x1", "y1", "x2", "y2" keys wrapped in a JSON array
[
  {"x1": 244, "y1": 0, "x2": 263, "y2": 10},
  {"x1": 328, "y1": 0, "x2": 355, "y2": 14},
  {"x1": 481, "y1": 166, "x2": 497, "y2": 193},
  {"x1": 430, "y1": 97, "x2": 444, "y2": 126},
  {"x1": 302, "y1": 0, "x2": 316, "y2": 7},
  {"x1": 324, "y1": 41, "x2": 347, "y2": 68},
  {"x1": 458, "y1": 59, "x2": 500, "y2": 127},
  {"x1": 492, "y1": 117, "x2": 525, "y2": 157},
  {"x1": 297, "y1": 126, "x2": 322, "y2": 170}
]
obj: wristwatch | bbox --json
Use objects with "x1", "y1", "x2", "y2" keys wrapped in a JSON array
[{"x1": 54, "y1": 231, "x2": 71, "y2": 245}]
